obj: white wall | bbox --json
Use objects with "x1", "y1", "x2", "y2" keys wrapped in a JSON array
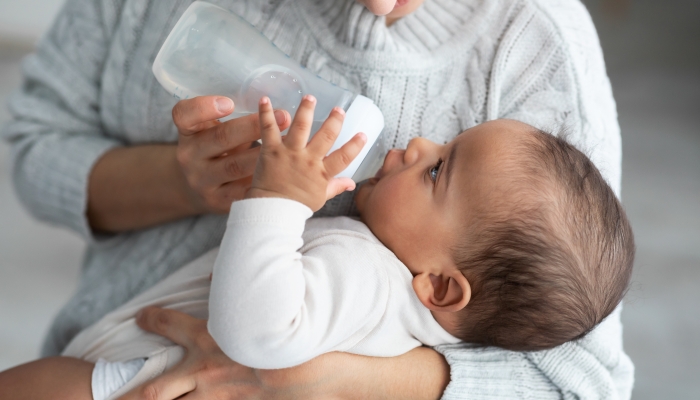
[{"x1": 0, "y1": 0, "x2": 67, "y2": 41}]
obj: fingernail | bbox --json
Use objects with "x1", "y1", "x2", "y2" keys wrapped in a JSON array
[
  {"x1": 334, "y1": 107, "x2": 346, "y2": 116},
  {"x1": 304, "y1": 95, "x2": 316, "y2": 104},
  {"x1": 259, "y1": 96, "x2": 270, "y2": 105},
  {"x1": 358, "y1": 132, "x2": 367, "y2": 143},
  {"x1": 274, "y1": 110, "x2": 286, "y2": 125},
  {"x1": 216, "y1": 98, "x2": 233, "y2": 113}
]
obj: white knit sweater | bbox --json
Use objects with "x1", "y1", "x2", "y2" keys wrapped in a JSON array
[{"x1": 3, "y1": 0, "x2": 633, "y2": 397}]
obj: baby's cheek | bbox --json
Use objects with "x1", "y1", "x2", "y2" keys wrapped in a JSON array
[{"x1": 360, "y1": 177, "x2": 410, "y2": 224}]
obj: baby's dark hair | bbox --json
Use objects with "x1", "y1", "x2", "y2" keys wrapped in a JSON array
[{"x1": 453, "y1": 128, "x2": 634, "y2": 351}]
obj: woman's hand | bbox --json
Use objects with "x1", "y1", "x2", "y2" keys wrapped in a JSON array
[
  {"x1": 121, "y1": 307, "x2": 451, "y2": 400},
  {"x1": 119, "y1": 307, "x2": 346, "y2": 400},
  {"x1": 87, "y1": 96, "x2": 291, "y2": 232},
  {"x1": 173, "y1": 96, "x2": 291, "y2": 213}
]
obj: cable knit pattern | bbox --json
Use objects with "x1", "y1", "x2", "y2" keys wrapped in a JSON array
[{"x1": 2, "y1": 0, "x2": 632, "y2": 398}]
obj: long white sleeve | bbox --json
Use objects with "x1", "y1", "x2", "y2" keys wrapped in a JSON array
[{"x1": 208, "y1": 198, "x2": 391, "y2": 369}]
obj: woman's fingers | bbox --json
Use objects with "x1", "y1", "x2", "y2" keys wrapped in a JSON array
[
  {"x1": 126, "y1": 372, "x2": 197, "y2": 400},
  {"x1": 178, "y1": 105, "x2": 289, "y2": 160},
  {"x1": 181, "y1": 112, "x2": 270, "y2": 159},
  {"x1": 285, "y1": 95, "x2": 317, "y2": 149},
  {"x1": 199, "y1": 114, "x2": 262, "y2": 154},
  {"x1": 323, "y1": 132, "x2": 367, "y2": 177},
  {"x1": 173, "y1": 96, "x2": 234, "y2": 136},
  {"x1": 307, "y1": 107, "x2": 345, "y2": 156},
  {"x1": 184, "y1": 146, "x2": 260, "y2": 190},
  {"x1": 174, "y1": 106, "x2": 289, "y2": 214},
  {"x1": 258, "y1": 97, "x2": 282, "y2": 146},
  {"x1": 135, "y1": 307, "x2": 207, "y2": 350},
  {"x1": 211, "y1": 177, "x2": 254, "y2": 210},
  {"x1": 208, "y1": 146, "x2": 260, "y2": 184}
]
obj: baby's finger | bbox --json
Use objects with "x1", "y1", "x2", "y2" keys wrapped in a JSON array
[
  {"x1": 325, "y1": 178, "x2": 356, "y2": 201},
  {"x1": 286, "y1": 95, "x2": 317, "y2": 149},
  {"x1": 308, "y1": 107, "x2": 345, "y2": 157},
  {"x1": 258, "y1": 97, "x2": 281, "y2": 146},
  {"x1": 323, "y1": 132, "x2": 367, "y2": 177}
]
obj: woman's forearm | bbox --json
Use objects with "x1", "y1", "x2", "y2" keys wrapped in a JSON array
[
  {"x1": 348, "y1": 347, "x2": 450, "y2": 400},
  {"x1": 87, "y1": 145, "x2": 201, "y2": 232},
  {"x1": 256, "y1": 347, "x2": 451, "y2": 400},
  {"x1": 128, "y1": 308, "x2": 452, "y2": 400},
  {"x1": 87, "y1": 98, "x2": 287, "y2": 233}
]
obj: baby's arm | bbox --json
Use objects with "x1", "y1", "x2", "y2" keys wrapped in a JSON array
[
  {"x1": 209, "y1": 197, "x2": 390, "y2": 369},
  {"x1": 0, "y1": 357, "x2": 93, "y2": 400},
  {"x1": 208, "y1": 96, "x2": 372, "y2": 369}
]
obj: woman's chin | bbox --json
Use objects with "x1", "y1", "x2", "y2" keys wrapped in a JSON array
[
  {"x1": 385, "y1": 0, "x2": 425, "y2": 20},
  {"x1": 359, "y1": 0, "x2": 397, "y2": 16}
]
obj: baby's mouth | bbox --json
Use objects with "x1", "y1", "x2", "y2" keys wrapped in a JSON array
[{"x1": 367, "y1": 166, "x2": 385, "y2": 185}]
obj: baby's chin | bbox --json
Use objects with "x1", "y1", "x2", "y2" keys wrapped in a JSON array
[
  {"x1": 353, "y1": 179, "x2": 376, "y2": 215},
  {"x1": 354, "y1": 162, "x2": 386, "y2": 215}
]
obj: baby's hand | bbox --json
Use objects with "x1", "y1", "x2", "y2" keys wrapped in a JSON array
[{"x1": 246, "y1": 95, "x2": 367, "y2": 211}]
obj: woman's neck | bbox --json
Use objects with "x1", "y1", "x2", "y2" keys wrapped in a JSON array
[{"x1": 297, "y1": 0, "x2": 476, "y2": 53}]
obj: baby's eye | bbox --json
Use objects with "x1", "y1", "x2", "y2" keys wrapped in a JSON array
[{"x1": 428, "y1": 159, "x2": 443, "y2": 183}]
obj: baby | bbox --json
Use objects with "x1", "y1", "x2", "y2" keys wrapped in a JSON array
[{"x1": 0, "y1": 95, "x2": 634, "y2": 399}]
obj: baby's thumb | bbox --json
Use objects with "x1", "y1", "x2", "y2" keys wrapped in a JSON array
[{"x1": 326, "y1": 178, "x2": 356, "y2": 201}]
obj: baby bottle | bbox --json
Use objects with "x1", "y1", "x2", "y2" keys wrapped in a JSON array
[{"x1": 152, "y1": 1, "x2": 386, "y2": 181}]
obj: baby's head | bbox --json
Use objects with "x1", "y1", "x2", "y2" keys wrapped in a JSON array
[{"x1": 355, "y1": 119, "x2": 634, "y2": 351}]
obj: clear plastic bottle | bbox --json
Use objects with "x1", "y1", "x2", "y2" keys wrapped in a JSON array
[{"x1": 152, "y1": 1, "x2": 386, "y2": 181}]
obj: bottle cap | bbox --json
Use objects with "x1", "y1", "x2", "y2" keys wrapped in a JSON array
[{"x1": 330, "y1": 95, "x2": 385, "y2": 180}]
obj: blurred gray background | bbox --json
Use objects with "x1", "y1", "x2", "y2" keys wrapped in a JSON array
[{"x1": 0, "y1": 0, "x2": 698, "y2": 398}]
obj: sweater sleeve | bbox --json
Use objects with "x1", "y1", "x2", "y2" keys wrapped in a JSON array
[
  {"x1": 1, "y1": 0, "x2": 124, "y2": 240},
  {"x1": 487, "y1": 0, "x2": 622, "y2": 196},
  {"x1": 437, "y1": 306, "x2": 634, "y2": 400},
  {"x1": 440, "y1": 1, "x2": 633, "y2": 399},
  {"x1": 208, "y1": 197, "x2": 389, "y2": 369}
]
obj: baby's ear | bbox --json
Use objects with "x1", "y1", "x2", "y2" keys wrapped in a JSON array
[{"x1": 412, "y1": 270, "x2": 471, "y2": 313}]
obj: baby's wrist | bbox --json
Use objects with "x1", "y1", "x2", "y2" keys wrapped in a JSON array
[
  {"x1": 246, "y1": 187, "x2": 322, "y2": 211},
  {"x1": 247, "y1": 176, "x2": 327, "y2": 210},
  {"x1": 245, "y1": 187, "x2": 292, "y2": 201}
]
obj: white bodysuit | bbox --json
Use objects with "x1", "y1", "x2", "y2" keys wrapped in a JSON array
[{"x1": 63, "y1": 197, "x2": 460, "y2": 399}]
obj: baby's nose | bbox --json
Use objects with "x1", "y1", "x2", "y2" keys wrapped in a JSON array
[
  {"x1": 405, "y1": 138, "x2": 427, "y2": 164},
  {"x1": 382, "y1": 149, "x2": 405, "y2": 172}
]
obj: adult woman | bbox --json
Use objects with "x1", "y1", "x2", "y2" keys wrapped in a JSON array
[{"x1": 3, "y1": 0, "x2": 633, "y2": 398}]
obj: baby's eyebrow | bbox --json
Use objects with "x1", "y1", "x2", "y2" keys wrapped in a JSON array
[{"x1": 445, "y1": 143, "x2": 459, "y2": 190}]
